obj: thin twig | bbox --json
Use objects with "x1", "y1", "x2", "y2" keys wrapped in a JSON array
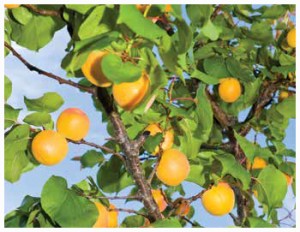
[
  {"x1": 186, "y1": 190, "x2": 205, "y2": 203},
  {"x1": 4, "y1": 42, "x2": 95, "y2": 94},
  {"x1": 147, "y1": 153, "x2": 162, "y2": 184},
  {"x1": 182, "y1": 217, "x2": 198, "y2": 227},
  {"x1": 109, "y1": 207, "x2": 148, "y2": 217},
  {"x1": 69, "y1": 139, "x2": 125, "y2": 163},
  {"x1": 23, "y1": 4, "x2": 62, "y2": 18}
]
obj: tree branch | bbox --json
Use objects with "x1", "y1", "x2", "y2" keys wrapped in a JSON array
[
  {"x1": 109, "y1": 207, "x2": 148, "y2": 218},
  {"x1": 95, "y1": 87, "x2": 162, "y2": 222},
  {"x1": 69, "y1": 139, "x2": 125, "y2": 163},
  {"x1": 23, "y1": 4, "x2": 62, "y2": 18},
  {"x1": 4, "y1": 42, "x2": 95, "y2": 94}
]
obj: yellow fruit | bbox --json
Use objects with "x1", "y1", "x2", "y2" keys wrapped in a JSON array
[
  {"x1": 93, "y1": 202, "x2": 109, "y2": 228},
  {"x1": 287, "y1": 28, "x2": 296, "y2": 48},
  {"x1": 81, "y1": 50, "x2": 112, "y2": 87},
  {"x1": 107, "y1": 204, "x2": 118, "y2": 228},
  {"x1": 279, "y1": 91, "x2": 289, "y2": 102},
  {"x1": 174, "y1": 199, "x2": 190, "y2": 216},
  {"x1": 218, "y1": 78, "x2": 242, "y2": 103},
  {"x1": 156, "y1": 149, "x2": 190, "y2": 186},
  {"x1": 56, "y1": 108, "x2": 90, "y2": 141},
  {"x1": 246, "y1": 157, "x2": 267, "y2": 170},
  {"x1": 31, "y1": 130, "x2": 68, "y2": 166},
  {"x1": 136, "y1": 4, "x2": 149, "y2": 14},
  {"x1": 151, "y1": 189, "x2": 167, "y2": 212},
  {"x1": 145, "y1": 124, "x2": 174, "y2": 155},
  {"x1": 5, "y1": 4, "x2": 20, "y2": 9},
  {"x1": 202, "y1": 182, "x2": 235, "y2": 216},
  {"x1": 165, "y1": 4, "x2": 172, "y2": 13},
  {"x1": 112, "y1": 72, "x2": 150, "y2": 111}
]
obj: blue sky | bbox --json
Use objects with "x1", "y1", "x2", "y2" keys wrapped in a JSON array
[{"x1": 4, "y1": 5, "x2": 296, "y2": 228}]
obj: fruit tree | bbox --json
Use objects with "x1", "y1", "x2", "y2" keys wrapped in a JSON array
[{"x1": 4, "y1": 4, "x2": 296, "y2": 228}]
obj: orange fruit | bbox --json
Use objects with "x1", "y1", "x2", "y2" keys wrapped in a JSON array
[
  {"x1": 287, "y1": 28, "x2": 296, "y2": 48},
  {"x1": 56, "y1": 108, "x2": 90, "y2": 141},
  {"x1": 4, "y1": 4, "x2": 20, "y2": 9},
  {"x1": 145, "y1": 124, "x2": 174, "y2": 155},
  {"x1": 156, "y1": 149, "x2": 190, "y2": 186},
  {"x1": 151, "y1": 189, "x2": 168, "y2": 212},
  {"x1": 202, "y1": 182, "x2": 235, "y2": 216},
  {"x1": 279, "y1": 91, "x2": 289, "y2": 102},
  {"x1": 112, "y1": 72, "x2": 150, "y2": 111},
  {"x1": 165, "y1": 4, "x2": 172, "y2": 13},
  {"x1": 284, "y1": 173, "x2": 293, "y2": 186},
  {"x1": 174, "y1": 199, "x2": 190, "y2": 216},
  {"x1": 107, "y1": 204, "x2": 118, "y2": 227},
  {"x1": 81, "y1": 50, "x2": 112, "y2": 87},
  {"x1": 246, "y1": 157, "x2": 267, "y2": 170},
  {"x1": 218, "y1": 78, "x2": 242, "y2": 103},
  {"x1": 136, "y1": 4, "x2": 149, "y2": 14},
  {"x1": 31, "y1": 130, "x2": 68, "y2": 166},
  {"x1": 93, "y1": 202, "x2": 109, "y2": 228}
]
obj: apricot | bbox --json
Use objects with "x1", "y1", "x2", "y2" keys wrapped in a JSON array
[
  {"x1": 278, "y1": 91, "x2": 289, "y2": 102},
  {"x1": 136, "y1": 4, "x2": 149, "y2": 14},
  {"x1": 145, "y1": 124, "x2": 174, "y2": 155},
  {"x1": 246, "y1": 157, "x2": 267, "y2": 170},
  {"x1": 4, "y1": 4, "x2": 20, "y2": 9},
  {"x1": 174, "y1": 199, "x2": 190, "y2": 217},
  {"x1": 156, "y1": 149, "x2": 190, "y2": 186},
  {"x1": 165, "y1": 4, "x2": 172, "y2": 13},
  {"x1": 93, "y1": 202, "x2": 109, "y2": 228},
  {"x1": 287, "y1": 28, "x2": 296, "y2": 48},
  {"x1": 151, "y1": 189, "x2": 167, "y2": 212},
  {"x1": 218, "y1": 78, "x2": 242, "y2": 103},
  {"x1": 107, "y1": 204, "x2": 118, "y2": 227},
  {"x1": 56, "y1": 108, "x2": 90, "y2": 141},
  {"x1": 31, "y1": 130, "x2": 68, "y2": 166},
  {"x1": 112, "y1": 72, "x2": 150, "y2": 111},
  {"x1": 284, "y1": 173, "x2": 293, "y2": 186},
  {"x1": 202, "y1": 182, "x2": 235, "y2": 216},
  {"x1": 81, "y1": 50, "x2": 112, "y2": 87}
]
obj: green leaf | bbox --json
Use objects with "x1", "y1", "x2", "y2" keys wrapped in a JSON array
[
  {"x1": 79, "y1": 150, "x2": 105, "y2": 168},
  {"x1": 143, "y1": 133, "x2": 163, "y2": 154},
  {"x1": 97, "y1": 156, "x2": 134, "y2": 193},
  {"x1": 65, "y1": 4, "x2": 96, "y2": 14},
  {"x1": 11, "y1": 6, "x2": 32, "y2": 25},
  {"x1": 243, "y1": 21, "x2": 273, "y2": 44},
  {"x1": 186, "y1": 161, "x2": 207, "y2": 187},
  {"x1": 203, "y1": 56, "x2": 230, "y2": 78},
  {"x1": 118, "y1": 5, "x2": 167, "y2": 43},
  {"x1": 279, "y1": 53, "x2": 296, "y2": 66},
  {"x1": 5, "y1": 210, "x2": 27, "y2": 228},
  {"x1": 247, "y1": 217, "x2": 276, "y2": 227},
  {"x1": 260, "y1": 5, "x2": 286, "y2": 19},
  {"x1": 5, "y1": 104, "x2": 21, "y2": 129},
  {"x1": 121, "y1": 215, "x2": 147, "y2": 228},
  {"x1": 226, "y1": 57, "x2": 254, "y2": 82},
  {"x1": 195, "y1": 84, "x2": 213, "y2": 145},
  {"x1": 4, "y1": 76, "x2": 12, "y2": 101},
  {"x1": 276, "y1": 95, "x2": 295, "y2": 118},
  {"x1": 255, "y1": 165, "x2": 288, "y2": 214},
  {"x1": 191, "y1": 69, "x2": 220, "y2": 85},
  {"x1": 24, "y1": 92, "x2": 64, "y2": 113},
  {"x1": 173, "y1": 19, "x2": 193, "y2": 54},
  {"x1": 41, "y1": 176, "x2": 98, "y2": 227},
  {"x1": 193, "y1": 42, "x2": 218, "y2": 60},
  {"x1": 202, "y1": 20, "x2": 222, "y2": 41},
  {"x1": 271, "y1": 65, "x2": 295, "y2": 77},
  {"x1": 214, "y1": 153, "x2": 251, "y2": 190},
  {"x1": 8, "y1": 9, "x2": 64, "y2": 51},
  {"x1": 78, "y1": 6, "x2": 115, "y2": 40},
  {"x1": 101, "y1": 53, "x2": 142, "y2": 84},
  {"x1": 5, "y1": 124, "x2": 30, "y2": 183},
  {"x1": 186, "y1": 5, "x2": 212, "y2": 27},
  {"x1": 151, "y1": 217, "x2": 182, "y2": 228},
  {"x1": 23, "y1": 112, "x2": 51, "y2": 127}
]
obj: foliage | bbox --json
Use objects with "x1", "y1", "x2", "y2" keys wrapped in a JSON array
[{"x1": 4, "y1": 4, "x2": 296, "y2": 228}]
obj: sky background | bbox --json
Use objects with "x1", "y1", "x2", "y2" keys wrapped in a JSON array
[{"x1": 3, "y1": 4, "x2": 296, "y2": 228}]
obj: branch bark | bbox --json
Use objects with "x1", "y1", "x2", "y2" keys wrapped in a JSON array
[
  {"x1": 4, "y1": 42, "x2": 95, "y2": 94},
  {"x1": 23, "y1": 4, "x2": 62, "y2": 18},
  {"x1": 95, "y1": 88, "x2": 162, "y2": 222}
]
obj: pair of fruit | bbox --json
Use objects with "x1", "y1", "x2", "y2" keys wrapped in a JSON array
[
  {"x1": 82, "y1": 51, "x2": 150, "y2": 111},
  {"x1": 31, "y1": 108, "x2": 90, "y2": 166},
  {"x1": 93, "y1": 202, "x2": 118, "y2": 228}
]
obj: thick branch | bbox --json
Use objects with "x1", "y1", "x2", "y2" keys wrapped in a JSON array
[
  {"x1": 23, "y1": 4, "x2": 62, "y2": 18},
  {"x1": 4, "y1": 42, "x2": 95, "y2": 94},
  {"x1": 96, "y1": 88, "x2": 162, "y2": 222}
]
